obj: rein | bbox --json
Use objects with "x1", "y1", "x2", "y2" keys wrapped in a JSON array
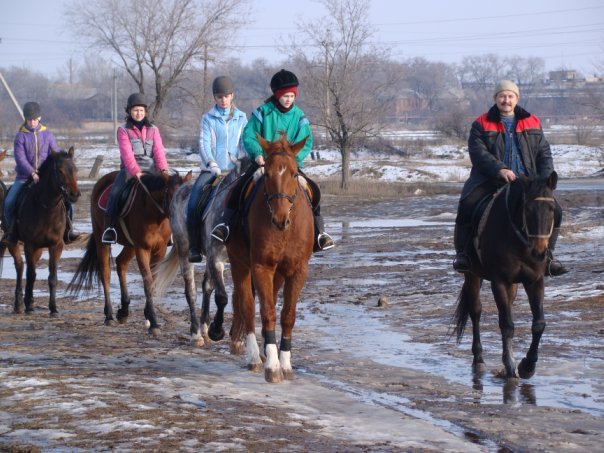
[{"x1": 138, "y1": 178, "x2": 167, "y2": 215}]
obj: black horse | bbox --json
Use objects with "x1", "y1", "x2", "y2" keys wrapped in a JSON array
[
  {"x1": 453, "y1": 171, "x2": 558, "y2": 380},
  {"x1": 0, "y1": 148, "x2": 80, "y2": 315}
]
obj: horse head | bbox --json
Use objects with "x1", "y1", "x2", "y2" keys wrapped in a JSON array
[
  {"x1": 41, "y1": 147, "x2": 81, "y2": 203},
  {"x1": 257, "y1": 133, "x2": 308, "y2": 231},
  {"x1": 518, "y1": 171, "x2": 558, "y2": 259}
]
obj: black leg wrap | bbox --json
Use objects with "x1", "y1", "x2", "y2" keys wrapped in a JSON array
[
  {"x1": 280, "y1": 337, "x2": 292, "y2": 352},
  {"x1": 264, "y1": 330, "x2": 277, "y2": 344}
]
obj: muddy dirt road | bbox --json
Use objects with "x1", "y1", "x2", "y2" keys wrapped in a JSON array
[{"x1": 0, "y1": 182, "x2": 602, "y2": 452}]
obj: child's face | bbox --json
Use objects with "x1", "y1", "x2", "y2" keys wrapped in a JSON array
[
  {"x1": 215, "y1": 93, "x2": 233, "y2": 109},
  {"x1": 278, "y1": 92, "x2": 296, "y2": 109}
]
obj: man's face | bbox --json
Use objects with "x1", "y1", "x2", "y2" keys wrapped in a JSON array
[{"x1": 495, "y1": 90, "x2": 519, "y2": 115}]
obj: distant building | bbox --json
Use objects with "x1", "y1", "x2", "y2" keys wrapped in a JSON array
[{"x1": 548, "y1": 70, "x2": 578, "y2": 82}]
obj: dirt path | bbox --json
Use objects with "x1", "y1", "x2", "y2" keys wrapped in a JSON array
[{"x1": 0, "y1": 184, "x2": 602, "y2": 452}]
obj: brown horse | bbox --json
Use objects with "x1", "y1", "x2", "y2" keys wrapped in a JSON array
[
  {"x1": 68, "y1": 170, "x2": 191, "y2": 333},
  {"x1": 0, "y1": 148, "x2": 80, "y2": 315},
  {"x1": 227, "y1": 135, "x2": 314, "y2": 383},
  {"x1": 453, "y1": 171, "x2": 558, "y2": 380}
]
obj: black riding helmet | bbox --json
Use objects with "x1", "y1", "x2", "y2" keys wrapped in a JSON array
[
  {"x1": 270, "y1": 69, "x2": 299, "y2": 92},
  {"x1": 125, "y1": 93, "x2": 148, "y2": 113},
  {"x1": 23, "y1": 101, "x2": 41, "y2": 120}
]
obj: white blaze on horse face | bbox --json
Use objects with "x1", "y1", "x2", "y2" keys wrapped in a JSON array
[
  {"x1": 278, "y1": 165, "x2": 286, "y2": 177},
  {"x1": 264, "y1": 343, "x2": 280, "y2": 372},
  {"x1": 246, "y1": 333, "x2": 261, "y2": 368}
]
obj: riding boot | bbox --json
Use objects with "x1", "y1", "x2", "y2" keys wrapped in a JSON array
[
  {"x1": 101, "y1": 214, "x2": 117, "y2": 244},
  {"x1": 1, "y1": 220, "x2": 18, "y2": 247},
  {"x1": 211, "y1": 208, "x2": 236, "y2": 243},
  {"x1": 187, "y1": 218, "x2": 202, "y2": 263},
  {"x1": 63, "y1": 205, "x2": 81, "y2": 244},
  {"x1": 453, "y1": 223, "x2": 472, "y2": 273},
  {"x1": 313, "y1": 214, "x2": 334, "y2": 252},
  {"x1": 547, "y1": 227, "x2": 569, "y2": 276}
]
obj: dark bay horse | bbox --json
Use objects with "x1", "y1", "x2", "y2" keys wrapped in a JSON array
[
  {"x1": 153, "y1": 158, "x2": 250, "y2": 347},
  {"x1": 0, "y1": 147, "x2": 80, "y2": 315},
  {"x1": 453, "y1": 171, "x2": 559, "y2": 380},
  {"x1": 227, "y1": 135, "x2": 314, "y2": 383},
  {"x1": 68, "y1": 170, "x2": 191, "y2": 334}
]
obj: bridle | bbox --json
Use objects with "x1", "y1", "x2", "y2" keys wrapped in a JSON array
[
  {"x1": 263, "y1": 152, "x2": 299, "y2": 216},
  {"x1": 505, "y1": 183, "x2": 555, "y2": 245},
  {"x1": 137, "y1": 175, "x2": 169, "y2": 215}
]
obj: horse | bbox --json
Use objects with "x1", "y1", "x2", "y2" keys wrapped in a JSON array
[
  {"x1": 68, "y1": 169, "x2": 192, "y2": 334},
  {"x1": 152, "y1": 157, "x2": 250, "y2": 347},
  {"x1": 227, "y1": 134, "x2": 314, "y2": 383},
  {"x1": 0, "y1": 147, "x2": 80, "y2": 315},
  {"x1": 452, "y1": 171, "x2": 559, "y2": 380}
]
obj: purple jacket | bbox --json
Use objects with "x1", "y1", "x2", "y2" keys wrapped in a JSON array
[{"x1": 13, "y1": 123, "x2": 60, "y2": 181}]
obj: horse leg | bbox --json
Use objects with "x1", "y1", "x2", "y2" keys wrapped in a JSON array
[
  {"x1": 23, "y1": 249, "x2": 42, "y2": 313},
  {"x1": 182, "y1": 259, "x2": 204, "y2": 346},
  {"x1": 97, "y1": 243, "x2": 116, "y2": 326},
  {"x1": 208, "y1": 258, "x2": 228, "y2": 342},
  {"x1": 278, "y1": 271, "x2": 304, "y2": 381},
  {"x1": 492, "y1": 281, "x2": 518, "y2": 379},
  {"x1": 47, "y1": 245, "x2": 63, "y2": 316},
  {"x1": 518, "y1": 278, "x2": 546, "y2": 379},
  {"x1": 229, "y1": 262, "x2": 261, "y2": 370},
  {"x1": 11, "y1": 246, "x2": 24, "y2": 313},
  {"x1": 253, "y1": 265, "x2": 283, "y2": 383},
  {"x1": 455, "y1": 274, "x2": 484, "y2": 372},
  {"x1": 136, "y1": 248, "x2": 161, "y2": 335},
  {"x1": 115, "y1": 247, "x2": 135, "y2": 324}
]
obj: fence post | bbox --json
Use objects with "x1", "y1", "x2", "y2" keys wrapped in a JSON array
[{"x1": 89, "y1": 156, "x2": 104, "y2": 178}]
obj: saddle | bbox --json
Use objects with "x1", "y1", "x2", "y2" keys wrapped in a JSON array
[
  {"x1": 197, "y1": 175, "x2": 223, "y2": 222},
  {"x1": 472, "y1": 185, "x2": 508, "y2": 263},
  {"x1": 98, "y1": 178, "x2": 138, "y2": 217}
]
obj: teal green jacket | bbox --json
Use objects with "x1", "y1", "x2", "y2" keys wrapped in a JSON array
[{"x1": 242, "y1": 100, "x2": 313, "y2": 168}]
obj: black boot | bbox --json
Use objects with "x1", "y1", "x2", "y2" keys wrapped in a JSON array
[
  {"x1": 64, "y1": 210, "x2": 81, "y2": 244},
  {"x1": 1, "y1": 221, "x2": 18, "y2": 247},
  {"x1": 313, "y1": 214, "x2": 334, "y2": 252},
  {"x1": 453, "y1": 223, "x2": 472, "y2": 273},
  {"x1": 187, "y1": 219, "x2": 202, "y2": 263},
  {"x1": 547, "y1": 227, "x2": 569, "y2": 276},
  {"x1": 101, "y1": 215, "x2": 117, "y2": 245}
]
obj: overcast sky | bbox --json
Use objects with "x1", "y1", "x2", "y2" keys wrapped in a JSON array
[{"x1": 1, "y1": 0, "x2": 603, "y2": 77}]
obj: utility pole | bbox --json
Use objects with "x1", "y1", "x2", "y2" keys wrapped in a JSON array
[
  {"x1": 112, "y1": 69, "x2": 118, "y2": 145},
  {"x1": 0, "y1": 71, "x2": 23, "y2": 120}
]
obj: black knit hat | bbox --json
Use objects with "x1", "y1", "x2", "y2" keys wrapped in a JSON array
[
  {"x1": 126, "y1": 93, "x2": 148, "y2": 112},
  {"x1": 270, "y1": 69, "x2": 299, "y2": 92},
  {"x1": 212, "y1": 76, "x2": 233, "y2": 96},
  {"x1": 23, "y1": 101, "x2": 41, "y2": 120}
]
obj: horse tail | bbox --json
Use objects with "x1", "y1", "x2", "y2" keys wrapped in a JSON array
[
  {"x1": 451, "y1": 288, "x2": 470, "y2": 344},
  {"x1": 0, "y1": 242, "x2": 5, "y2": 277},
  {"x1": 151, "y1": 245, "x2": 180, "y2": 300},
  {"x1": 67, "y1": 235, "x2": 101, "y2": 295}
]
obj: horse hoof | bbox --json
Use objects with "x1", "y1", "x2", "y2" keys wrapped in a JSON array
[
  {"x1": 148, "y1": 327, "x2": 161, "y2": 337},
  {"x1": 248, "y1": 362, "x2": 263, "y2": 373},
  {"x1": 265, "y1": 367, "x2": 283, "y2": 383},
  {"x1": 116, "y1": 310, "x2": 129, "y2": 323},
  {"x1": 104, "y1": 318, "x2": 116, "y2": 327},
  {"x1": 209, "y1": 323, "x2": 225, "y2": 342},
  {"x1": 472, "y1": 361, "x2": 486, "y2": 374},
  {"x1": 14, "y1": 307, "x2": 23, "y2": 314},
  {"x1": 282, "y1": 369, "x2": 294, "y2": 380},
  {"x1": 191, "y1": 333, "x2": 205, "y2": 348},
  {"x1": 49, "y1": 311, "x2": 59, "y2": 318},
  {"x1": 230, "y1": 341, "x2": 245, "y2": 355},
  {"x1": 518, "y1": 358, "x2": 536, "y2": 379}
]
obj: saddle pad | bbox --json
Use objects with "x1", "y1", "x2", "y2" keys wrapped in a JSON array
[{"x1": 97, "y1": 182, "x2": 139, "y2": 216}]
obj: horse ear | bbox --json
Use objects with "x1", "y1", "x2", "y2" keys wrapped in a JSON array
[
  {"x1": 68, "y1": 146, "x2": 75, "y2": 158},
  {"x1": 184, "y1": 170, "x2": 193, "y2": 182},
  {"x1": 256, "y1": 133, "x2": 270, "y2": 152},
  {"x1": 547, "y1": 171, "x2": 558, "y2": 190},
  {"x1": 291, "y1": 136, "x2": 308, "y2": 155}
]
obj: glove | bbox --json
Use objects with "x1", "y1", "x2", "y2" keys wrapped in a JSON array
[
  {"x1": 255, "y1": 155, "x2": 265, "y2": 166},
  {"x1": 209, "y1": 161, "x2": 221, "y2": 176}
]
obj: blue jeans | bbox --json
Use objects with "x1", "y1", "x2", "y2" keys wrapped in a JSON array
[
  {"x1": 106, "y1": 169, "x2": 128, "y2": 219},
  {"x1": 3, "y1": 179, "x2": 27, "y2": 227},
  {"x1": 186, "y1": 171, "x2": 215, "y2": 228}
]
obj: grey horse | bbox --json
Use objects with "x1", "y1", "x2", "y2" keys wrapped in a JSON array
[{"x1": 153, "y1": 157, "x2": 250, "y2": 346}]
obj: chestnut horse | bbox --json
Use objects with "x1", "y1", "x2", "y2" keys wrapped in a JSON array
[
  {"x1": 68, "y1": 170, "x2": 191, "y2": 333},
  {"x1": 452, "y1": 171, "x2": 558, "y2": 380},
  {"x1": 227, "y1": 135, "x2": 314, "y2": 383},
  {"x1": 0, "y1": 148, "x2": 80, "y2": 315}
]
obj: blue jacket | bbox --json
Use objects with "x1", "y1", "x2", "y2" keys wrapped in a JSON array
[{"x1": 198, "y1": 105, "x2": 247, "y2": 171}]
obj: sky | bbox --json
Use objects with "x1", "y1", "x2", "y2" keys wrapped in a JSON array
[{"x1": 0, "y1": 0, "x2": 603, "y2": 78}]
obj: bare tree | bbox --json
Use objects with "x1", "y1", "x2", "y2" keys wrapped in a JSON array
[
  {"x1": 404, "y1": 57, "x2": 458, "y2": 112},
  {"x1": 66, "y1": 0, "x2": 247, "y2": 122},
  {"x1": 292, "y1": 0, "x2": 398, "y2": 190}
]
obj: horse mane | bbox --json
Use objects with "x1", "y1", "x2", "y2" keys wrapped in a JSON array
[
  {"x1": 139, "y1": 172, "x2": 168, "y2": 191},
  {"x1": 37, "y1": 150, "x2": 70, "y2": 177}
]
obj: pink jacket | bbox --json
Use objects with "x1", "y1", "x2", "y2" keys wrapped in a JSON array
[{"x1": 117, "y1": 124, "x2": 169, "y2": 176}]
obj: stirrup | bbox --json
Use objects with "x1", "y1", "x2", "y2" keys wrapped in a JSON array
[
  {"x1": 317, "y1": 232, "x2": 335, "y2": 251},
  {"x1": 101, "y1": 227, "x2": 117, "y2": 244},
  {"x1": 211, "y1": 223, "x2": 229, "y2": 243}
]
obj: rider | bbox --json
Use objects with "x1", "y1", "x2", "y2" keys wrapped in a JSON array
[
  {"x1": 210, "y1": 69, "x2": 335, "y2": 252},
  {"x1": 101, "y1": 93, "x2": 170, "y2": 244},
  {"x1": 453, "y1": 80, "x2": 568, "y2": 276},
  {"x1": 186, "y1": 76, "x2": 247, "y2": 263},
  {"x1": 2, "y1": 101, "x2": 80, "y2": 246}
]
